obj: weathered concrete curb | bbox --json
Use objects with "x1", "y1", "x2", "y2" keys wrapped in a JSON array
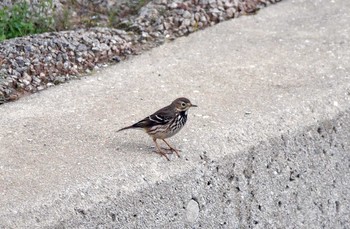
[
  {"x1": 2, "y1": 110, "x2": 349, "y2": 228},
  {"x1": 1, "y1": 0, "x2": 350, "y2": 228}
]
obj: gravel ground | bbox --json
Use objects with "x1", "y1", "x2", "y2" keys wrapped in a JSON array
[{"x1": 0, "y1": 0, "x2": 281, "y2": 104}]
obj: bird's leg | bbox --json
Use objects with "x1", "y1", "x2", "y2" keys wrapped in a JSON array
[
  {"x1": 153, "y1": 139, "x2": 170, "y2": 161},
  {"x1": 162, "y1": 139, "x2": 181, "y2": 157},
  {"x1": 160, "y1": 148, "x2": 175, "y2": 154}
]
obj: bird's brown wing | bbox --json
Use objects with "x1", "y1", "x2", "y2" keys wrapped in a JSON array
[{"x1": 132, "y1": 105, "x2": 175, "y2": 128}]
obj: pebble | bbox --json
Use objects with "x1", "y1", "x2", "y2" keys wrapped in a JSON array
[
  {"x1": 226, "y1": 7, "x2": 236, "y2": 18},
  {"x1": 186, "y1": 199, "x2": 200, "y2": 223}
]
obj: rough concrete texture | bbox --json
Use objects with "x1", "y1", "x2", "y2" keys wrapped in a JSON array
[{"x1": 1, "y1": 0, "x2": 350, "y2": 228}]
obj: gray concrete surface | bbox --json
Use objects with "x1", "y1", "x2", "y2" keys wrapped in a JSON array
[{"x1": 1, "y1": 0, "x2": 350, "y2": 228}]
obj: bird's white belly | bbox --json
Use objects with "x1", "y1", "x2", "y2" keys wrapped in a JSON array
[{"x1": 150, "y1": 124, "x2": 183, "y2": 139}]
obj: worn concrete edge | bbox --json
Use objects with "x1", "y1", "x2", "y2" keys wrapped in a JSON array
[
  {"x1": 58, "y1": 107, "x2": 350, "y2": 228},
  {"x1": 2, "y1": 105, "x2": 349, "y2": 228}
]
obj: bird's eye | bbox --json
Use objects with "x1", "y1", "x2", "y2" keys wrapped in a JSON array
[{"x1": 181, "y1": 102, "x2": 186, "y2": 107}]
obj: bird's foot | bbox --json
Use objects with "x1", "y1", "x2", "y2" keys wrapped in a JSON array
[
  {"x1": 153, "y1": 150, "x2": 170, "y2": 161},
  {"x1": 166, "y1": 147, "x2": 181, "y2": 158},
  {"x1": 160, "y1": 147, "x2": 180, "y2": 154}
]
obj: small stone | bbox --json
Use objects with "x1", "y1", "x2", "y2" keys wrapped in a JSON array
[
  {"x1": 218, "y1": 6, "x2": 225, "y2": 12},
  {"x1": 37, "y1": 85, "x2": 45, "y2": 91},
  {"x1": 224, "y1": 0, "x2": 234, "y2": 9},
  {"x1": 163, "y1": 21, "x2": 172, "y2": 30},
  {"x1": 182, "y1": 19, "x2": 191, "y2": 27},
  {"x1": 112, "y1": 56, "x2": 121, "y2": 62},
  {"x1": 24, "y1": 45, "x2": 33, "y2": 52},
  {"x1": 155, "y1": 0, "x2": 165, "y2": 4},
  {"x1": 169, "y1": 2, "x2": 178, "y2": 9},
  {"x1": 141, "y1": 32, "x2": 150, "y2": 39},
  {"x1": 208, "y1": 0, "x2": 216, "y2": 7},
  {"x1": 76, "y1": 57, "x2": 84, "y2": 63},
  {"x1": 150, "y1": 32, "x2": 161, "y2": 38},
  {"x1": 32, "y1": 76, "x2": 41, "y2": 84},
  {"x1": 11, "y1": 70, "x2": 21, "y2": 77},
  {"x1": 210, "y1": 8, "x2": 222, "y2": 14},
  {"x1": 76, "y1": 44, "x2": 88, "y2": 51},
  {"x1": 44, "y1": 56, "x2": 52, "y2": 63},
  {"x1": 18, "y1": 83, "x2": 25, "y2": 89},
  {"x1": 25, "y1": 84, "x2": 34, "y2": 91},
  {"x1": 194, "y1": 12, "x2": 200, "y2": 21},
  {"x1": 183, "y1": 10, "x2": 192, "y2": 19},
  {"x1": 16, "y1": 57, "x2": 25, "y2": 67},
  {"x1": 63, "y1": 62, "x2": 70, "y2": 69},
  {"x1": 8, "y1": 94, "x2": 19, "y2": 101},
  {"x1": 191, "y1": 19, "x2": 197, "y2": 26},
  {"x1": 186, "y1": 199, "x2": 200, "y2": 223},
  {"x1": 54, "y1": 77, "x2": 65, "y2": 84},
  {"x1": 217, "y1": 0, "x2": 224, "y2": 8},
  {"x1": 226, "y1": 8, "x2": 235, "y2": 18},
  {"x1": 156, "y1": 24, "x2": 164, "y2": 31},
  {"x1": 22, "y1": 72, "x2": 32, "y2": 84}
]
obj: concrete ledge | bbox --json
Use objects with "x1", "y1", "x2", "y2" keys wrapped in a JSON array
[
  {"x1": 1, "y1": 0, "x2": 350, "y2": 228},
  {"x1": 1, "y1": 109, "x2": 349, "y2": 228},
  {"x1": 59, "y1": 109, "x2": 350, "y2": 228}
]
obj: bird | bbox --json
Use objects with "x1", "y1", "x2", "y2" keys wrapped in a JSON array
[{"x1": 118, "y1": 97, "x2": 197, "y2": 161}]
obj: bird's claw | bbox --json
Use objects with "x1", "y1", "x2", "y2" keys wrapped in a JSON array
[
  {"x1": 153, "y1": 150, "x2": 170, "y2": 161},
  {"x1": 165, "y1": 147, "x2": 181, "y2": 158}
]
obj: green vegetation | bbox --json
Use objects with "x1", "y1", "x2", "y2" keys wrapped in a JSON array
[
  {"x1": 0, "y1": 0, "x2": 54, "y2": 41},
  {"x1": 0, "y1": 0, "x2": 152, "y2": 41}
]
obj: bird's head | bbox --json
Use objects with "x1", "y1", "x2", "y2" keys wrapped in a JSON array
[{"x1": 173, "y1": 97, "x2": 197, "y2": 112}]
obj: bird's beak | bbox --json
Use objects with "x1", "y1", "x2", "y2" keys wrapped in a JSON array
[{"x1": 191, "y1": 104, "x2": 198, "y2": 107}]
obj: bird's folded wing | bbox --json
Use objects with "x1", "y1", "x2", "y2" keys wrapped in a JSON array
[
  {"x1": 134, "y1": 107, "x2": 175, "y2": 128},
  {"x1": 148, "y1": 113, "x2": 171, "y2": 124}
]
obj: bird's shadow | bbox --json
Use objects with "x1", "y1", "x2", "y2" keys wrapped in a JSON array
[
  {"x1": 107, "y1": 136, "x2": 178, "y2": 158},
  {"x1": 117, "y1": 141, "x2": 153, "y2": 152}
]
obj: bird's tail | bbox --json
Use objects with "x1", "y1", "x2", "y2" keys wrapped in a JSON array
[
  {"x1": 117, "y1": 124, "x2": 141, "y2": 132},
  {"x1": 117, "y1": 126, "x2": 133, "y2": 132}
]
